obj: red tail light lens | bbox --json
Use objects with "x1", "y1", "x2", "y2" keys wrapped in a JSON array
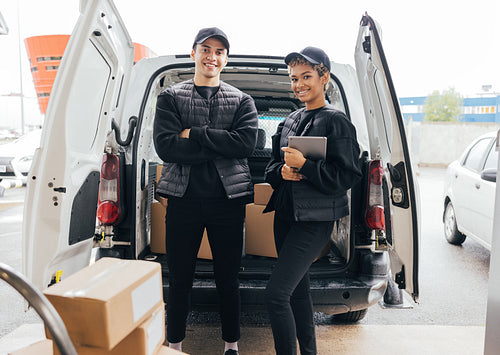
[
  {"x1": 365, "y1": 160, "x2": 385, "y2": 231},
  {"x1": 366, "y1": 205, "x2": 385, "y2": 230},
  {"x1": 97, "y1": 201, "x2": 120, "y2": 225},
  {"x1": 97, "y1": 154, "x2": 121, "y2": 226},
  {"x1": 369, "y1": 161, "x2": 383, "y2": 185}
]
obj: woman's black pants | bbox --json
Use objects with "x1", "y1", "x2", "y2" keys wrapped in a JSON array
[
  {"x1": 266, "y1": 215, "x2": 334, "y2": 355},
  {"x1": 164, "y1": 197, "x2": 245, "y2": 343}
]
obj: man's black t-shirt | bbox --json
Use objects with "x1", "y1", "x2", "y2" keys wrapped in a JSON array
[{"x1": 184, "y1": 85, "x2": 227, "y2": 199}]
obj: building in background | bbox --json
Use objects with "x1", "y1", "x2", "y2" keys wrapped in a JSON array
[
  {"x1": 400, "y1": 95, "x2": 500, "y2": 123},
  {"x1": 24, "y1": 34, "x2": 156, "y2": 115}
]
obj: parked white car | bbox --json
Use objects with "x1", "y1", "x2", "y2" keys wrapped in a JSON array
[
  {"x1": 0, "y1": 129, "x2": 41, "y2": 181},
  {"x1": 443, "y1": 131, "x2": 498, "y2": 250},
  {"x1": 22, "y1": 0, "x2": 420, "y2": 322}
]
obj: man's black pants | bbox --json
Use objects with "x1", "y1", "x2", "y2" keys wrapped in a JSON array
[
  {"x1": 165, "y1": 197, "x2": 245, "y2": 343},
  {"x1": 266, "y1": 215, "x2": 334, "y2": 355}
]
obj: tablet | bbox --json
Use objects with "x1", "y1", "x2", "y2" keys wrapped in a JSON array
[{"x1": 288, "y1": 136, "x2": 327, "y2": 160}]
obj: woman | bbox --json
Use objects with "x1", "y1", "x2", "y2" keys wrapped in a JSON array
[{"x1": 264, "y1": 47, "x2": 362, "y2": 355}]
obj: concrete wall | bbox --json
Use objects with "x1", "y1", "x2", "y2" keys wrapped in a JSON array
[{"x1": 407, "y1": 121, "x2": 500, "y2": 167}]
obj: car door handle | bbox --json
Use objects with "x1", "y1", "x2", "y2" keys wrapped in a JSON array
[{"x1": 475, "y1": 183, "x2": 481, "y2": 189}]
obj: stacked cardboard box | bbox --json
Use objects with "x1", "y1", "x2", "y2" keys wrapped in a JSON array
[
  {"x1": 245, "y1": 183, "x2": 277, "y2": 258},
  {"x1": 150, "y1": 202, "x2": 212, "y2": 259},
  {"x1": 8, "y1": 339, "x2": 53, "y2": 355},
  {"x1": 245, "y1": 183, "x2": 332, "y2": 261},
  {"x1": 10, "y1": 339, "x2": 188, "y2": 355},
  {"x1": 41, "y1": 257, "x2": 169, "y2": 355}
]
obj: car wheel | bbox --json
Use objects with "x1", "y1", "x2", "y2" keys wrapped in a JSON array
[
  {"x1": 444, "y1": 202, "x2": 466, "y2": 245},
  {"x1": 334, "y1": 309, "x2": 368, "y2": 323}
]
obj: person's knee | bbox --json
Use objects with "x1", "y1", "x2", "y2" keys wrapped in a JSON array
[
  {"x1": 215, "y1": 277, "x2": 239, "y2": 295},
  {"x1": 265, "y1": 281, "x2": 289, "y2": 307}
]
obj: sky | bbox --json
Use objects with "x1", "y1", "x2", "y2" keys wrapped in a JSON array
[{"x1": 1, "y1": 0, "x2": 499, "y2": 128}]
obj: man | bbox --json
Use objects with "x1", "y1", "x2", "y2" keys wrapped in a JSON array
[{"x1": 153, "y1": 27, "x2": 258, "y2": 355}]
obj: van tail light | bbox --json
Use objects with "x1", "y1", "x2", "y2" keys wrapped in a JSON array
[
  {"x1": 365, "y1": 159, "x2": 385, "y2": 230},
  {"x1": 97, "y1": 153, "x2": 121, "y2": 226}
]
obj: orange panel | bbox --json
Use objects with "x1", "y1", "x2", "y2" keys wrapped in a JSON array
[
  {"x1": 133, "y1": 42, "x2": 157, "y2": 64},
  {"x1": 25, "y1": 35, "x2": 156, "y2": 115},
  {"x1": 24, "y1": 35, "x2": 70, "y2": 114}
]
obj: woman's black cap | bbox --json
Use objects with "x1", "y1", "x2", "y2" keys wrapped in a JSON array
[{"x1": 285, "y1": 46, "x2": 331, "y2": 72}]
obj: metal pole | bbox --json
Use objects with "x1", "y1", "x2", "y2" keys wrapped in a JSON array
[
  {"x1": 0, "y1": 263, "x2": 78, "y2": 355},
  {"x1": 17, "y1": 0, "x2": 25, "y2": 135}
]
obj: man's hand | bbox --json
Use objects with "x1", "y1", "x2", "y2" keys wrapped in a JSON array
[
  {"x1": 281, "y1": 164, "x2": 303, "y2": 181},
  {"x1": 281, "y1": 147, "x2": 306, "y2": 169},
  {"x1": 179, "y1": 128, "x2": 191, "y2": 139}
]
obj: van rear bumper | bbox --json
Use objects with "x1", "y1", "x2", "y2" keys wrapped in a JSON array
[{"x1": 161, "y1": 274, "x2": 388, "y2": 315}]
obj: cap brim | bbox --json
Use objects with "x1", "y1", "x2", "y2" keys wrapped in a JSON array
[
  {"x1": 284, "y1": 52, "x2": 320, "y2": 66},
  {"x1": 195, "y1": 35, "x2": 230, "y2": 51}
]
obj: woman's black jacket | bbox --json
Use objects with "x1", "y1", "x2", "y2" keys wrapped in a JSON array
[{"x1": 264, "y1": 104, "x2": 362, "y2": 222}]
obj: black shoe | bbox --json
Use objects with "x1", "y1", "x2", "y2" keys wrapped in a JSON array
[{"x1": 224, "y1": 350, "x2": 239, "y2": 355}]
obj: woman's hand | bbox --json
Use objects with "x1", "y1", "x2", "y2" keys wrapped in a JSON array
[
  {"x1": 281, "y1": 164, "x2": 303, "y2": 181},
  {"x1": 281, "y1": 147, "x2": 306, "y2": 169}
]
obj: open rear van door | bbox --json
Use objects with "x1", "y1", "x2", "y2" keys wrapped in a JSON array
[
  {"x1": 354, "y1": 13, "x2": 420, "y2": 301},
  {"x1": 22, "y1": 0, "x2": 134, "y2": 290}
]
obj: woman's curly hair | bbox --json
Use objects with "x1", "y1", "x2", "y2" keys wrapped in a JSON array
[
  {"x1": 287, "y1": 56, "x2": 330, "y2": 90},
  {"x1": 288, "y1": 56, "x2": 329, "y2": 77}
]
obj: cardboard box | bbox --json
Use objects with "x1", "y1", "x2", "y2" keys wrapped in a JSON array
[
  {"x1": 254, "y1": 183, "x2": 273, "y2": 205},
  {"x1": 151, "y1": 202, "x2": 167, "y2": 254},
  {"x1": 43, "y1": 258, "x2": 163, "y2": 350},
  {"x1": 155, "y1": 345, "x2": 189, "y2": 354},
  {"x1": 197, "y1": 230, "x2": 213, "y2": 260},
  {"x1": 9, "y1": 339, "x2": 53, "y2": 355},
  {"x1": 244, "y1": 203, "x2": 332, "y2": 261},
  {"x1": 154, "y1": 164, "x2": 168, "y2": 207},
  {"x1": 156, "y1": 164, "x2": 163, "y2": 183},
  {"x1": 150, "y1": 202, "x2": 212, "y2": 259},
  {"x1": 244, "y1": 203, "x2": 277, "y2": 258},
  {"x1": 53, "y1": 304, "x2": 165, "y2": 355}
]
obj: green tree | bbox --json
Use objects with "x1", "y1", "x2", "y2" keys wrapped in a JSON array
[{"x1": 423, "y1": 88, "x2": 463, "y2": 122}]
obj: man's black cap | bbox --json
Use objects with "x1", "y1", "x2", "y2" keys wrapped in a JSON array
[
  {"x1": 193, "y1": 27, "x2": 230, "y2": 52},
  {"x1": 285, "y1": 46, "x2": 331, "y2": 72}
]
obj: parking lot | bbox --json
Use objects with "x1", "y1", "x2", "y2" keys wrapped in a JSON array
[{"x1": 0, "y1": 167, "x2": 490, "y2": 354}]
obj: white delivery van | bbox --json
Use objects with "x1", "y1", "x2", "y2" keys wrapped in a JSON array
[{"x1": 23, "y1": 0, "x2": 419, "y2": 322}]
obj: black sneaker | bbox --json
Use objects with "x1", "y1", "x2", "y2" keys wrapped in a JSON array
[{"x1": 224, "y1": 350, "x2": 239, "y2": 355}]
